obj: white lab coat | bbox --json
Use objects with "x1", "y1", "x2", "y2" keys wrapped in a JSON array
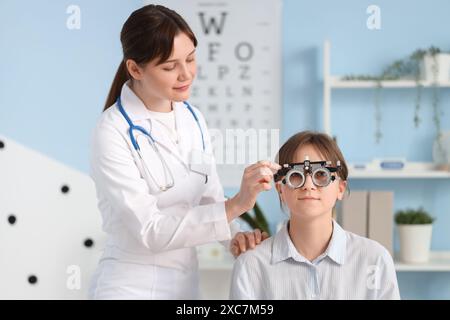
[{"x1": 88, "y1": 81, "x2": 240, "y2": 299}]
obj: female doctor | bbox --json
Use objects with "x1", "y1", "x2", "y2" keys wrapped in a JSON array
[{"x1": 88, "y1": 4, "x2": 280, "y2": 299}]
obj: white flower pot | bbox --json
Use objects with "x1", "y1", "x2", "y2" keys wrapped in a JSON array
[
  {"x1": 420, "y1": 53, "x2": 450, "y2": 82},
  {"x1": 397, "y1": 224, "x2": 433, "y2": 263}
]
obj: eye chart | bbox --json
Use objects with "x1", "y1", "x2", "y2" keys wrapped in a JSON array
[{"x1": 151, "y1": 0, "x2": 282, "y2": 187}]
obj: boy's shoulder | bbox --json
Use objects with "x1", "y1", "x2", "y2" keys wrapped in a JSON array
[
  {"x1": 344, "y1": 229, "x2": 392, "y2": 259},
  {"x1": 235, "y1": 235, "x2": 274, "y2": 266}
]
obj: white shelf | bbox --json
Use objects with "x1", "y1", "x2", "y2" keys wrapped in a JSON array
[
  {"x1": 349, "y1": 169, "x2": 450, "y2": 179},
  {"x1": 330, "y1": 76, "x2": 450, "y2": 89},
  {"x1": 395, "y1": 251, "x2": 450, "y2": 272},
  {"x1": 348, "y1": 162, "x2": 450, "y2": 179}
]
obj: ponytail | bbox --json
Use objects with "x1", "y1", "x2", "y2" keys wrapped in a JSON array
[{"x1": 103, "y1": 60, "x2": 129, "y2": 111}]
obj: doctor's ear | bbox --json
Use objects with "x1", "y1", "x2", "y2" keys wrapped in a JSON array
[{"x1": 126, "y1": 59, "x2": 145, "y2": 80}]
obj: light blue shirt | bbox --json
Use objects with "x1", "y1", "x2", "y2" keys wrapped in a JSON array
[{"x1": 230, "y1": 220, "x2": 400, "y2": 300}]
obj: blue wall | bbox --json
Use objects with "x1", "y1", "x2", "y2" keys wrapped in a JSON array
[
  {"x1": 0, "y1": 0, "x2": 142, "y2": 173},
  {"x1": 1, "y1": 0, "x2": 450, "y2": 299}
]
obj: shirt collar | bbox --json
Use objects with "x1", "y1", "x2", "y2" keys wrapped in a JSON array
[
  {"x1": 119, "y1": 81, "x2": 186, "y2": 122},
  {"x1": 117, "y1": 80, "x2": 152, "y2": 121},
  {"x1": 271, "y1": 219, "x2": 347, "y2": 266},
  {"x1": 325, "y1": 220, "x2": 347, "y2": 265}
]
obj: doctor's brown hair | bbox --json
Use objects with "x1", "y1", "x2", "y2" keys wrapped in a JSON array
[
  {"x1": 103, "y1": 4, "x2": 197, "y2": 111},
  {"x1": 275, "y1": 131, "x2": 349, "y2": 207}
]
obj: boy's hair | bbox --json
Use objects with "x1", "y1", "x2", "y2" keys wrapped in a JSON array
[{"x1": 275, "y1": 131, "x2": 349, "y2": 182}]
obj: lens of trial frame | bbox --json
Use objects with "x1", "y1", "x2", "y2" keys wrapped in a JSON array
[
  {"x1": 312, "y1": 168, "x2": 331, "y2": 187},
  {"x1": 287, "y1": 171, "x2": 305, "y2": 188}
]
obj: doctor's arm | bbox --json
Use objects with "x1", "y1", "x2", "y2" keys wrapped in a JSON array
[
  {"x1": 91, "y1": 123, "x2": 234, "y2": 253},
  {"x1": 197, "y1": 113, "x2": 273, "y2": 254},
  {"x1": 200, "y1": 163, "x2": 270, "y2": 256},
  {"x1": 91, "y1": 123, "x2": 276, "y2": 253}
]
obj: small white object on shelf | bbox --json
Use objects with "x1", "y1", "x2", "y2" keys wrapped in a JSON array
[
  {"x1": 348, "y1": 161, "x2": 450, "y2": 179},
  {"x1": 395, "y1": 251, "x2": 450, "y2": 272},
  {"x1": 421, "y1": 53, "x2": 450, "y2": 83},
  {"x1": 329, "y1": 76, "x2": 450, "y2": 89}
]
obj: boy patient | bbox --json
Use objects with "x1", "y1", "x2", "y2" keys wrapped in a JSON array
[{"x1": 230, "y1": 131, "x2": 400, "y2": 300}]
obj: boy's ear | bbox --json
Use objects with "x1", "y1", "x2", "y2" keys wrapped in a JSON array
[
  {"x1": 275, "y1": 183, "x2": 282, "y2": 194},
  {"x1": 337, "y1": 180, "x2": 347, "y2": 201},
  {"x1": 275, "y1": 183, "x2": 286, "y2": 203}
]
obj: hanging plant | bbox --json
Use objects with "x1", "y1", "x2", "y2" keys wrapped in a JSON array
[
  {"x1": 429, "y1": 47, "x2": 445, "y2": 160},
  {"x1": 374, "y1": 78, "x2": 383, "y2": 144},
  {"x1": 410, "y1": 49, "x2": 427, "y2": 128},
  {"x1": 342, "y1": 46, "x2": 445, "y2": 145}
]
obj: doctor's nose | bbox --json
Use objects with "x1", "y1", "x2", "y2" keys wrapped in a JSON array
[{"x1": 178, "y1": 63, "x2": 193, "y2": 82}]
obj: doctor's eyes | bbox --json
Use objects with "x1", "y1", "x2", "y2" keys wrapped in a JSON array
[
  {"x1": 162, "y1": 57, "x2": 195, "y2": 71},
  {"x1": 163, "y1": 65, "x2": 176, "y2": 71}
]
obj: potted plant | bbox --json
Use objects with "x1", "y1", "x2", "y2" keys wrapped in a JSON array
[
  {"x1": 240, "y1": 202, "x2": 272, "y2": 236},
  {"x1": 395, "y1": 207, "x2": 435, "y2": 263},
  {"x1": 420, "y1": 46, "x2": 450, "y2": 83}
]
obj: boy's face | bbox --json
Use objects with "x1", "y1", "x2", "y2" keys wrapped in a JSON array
[{"x1": 276, "y1": 144, "x2": 347, "y2": 220}]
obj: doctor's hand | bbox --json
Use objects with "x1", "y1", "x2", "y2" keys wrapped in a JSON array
[
  {"x1": 225, "y1": 160, "x2": 281, "y2": 222},
  {"x1": 230, "y1": 229, "x2": 270, "y2": 258}
]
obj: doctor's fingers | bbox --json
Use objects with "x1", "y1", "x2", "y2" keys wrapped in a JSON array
[
  {"x1": 252, "y1": 229, "x2": 270, "y2": 243},
  {"x1": 242, "y1": 172, "x2": 272, "y2": 195},
  {"x1": 250, "y1": 176, "x2": 272, "y2": 194},
  {"x1": 231, "y1": 245, "x2": 240, "y2": 258},
  {"x1": 254, "y1": 229, "x2": 262, "y2": 244},
  {"x1": 249, "y1": 173, "x2": 274, "y2": 193},
  {"x1": 245, "y1": 231, "x2": 257, "y2": 249},
  {"x1": 231, "y1": 231, "x2": 267, "y2": 257},
  {"x1": 245, "y1": 167, "x2": 274, "y2": 185},
  {"x1": 233, "y1": 233, "x2": 248, "y2": 253},
  {"x1": 244, "y1": 161, "x2": 281, "y2": 175},
  {"x1": 246, "y1": 162, "x2": 281, "y2": 176}
]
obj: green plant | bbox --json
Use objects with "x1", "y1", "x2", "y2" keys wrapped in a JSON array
[
  {"x1": 429, "y1": 48, "x2": 446, "y2": 161},
  {"x1": 239, "y1": 202, "x2": 271, "y2": 236},
  {"x1": 394, "y1": 207, "x2": 435, "y2": 225},
  {"x1": 342, "y1": 46, "x2": 444, "y2": 145},
  {"x1": 410, "y1": 49, "x2": 426, "y2": 128}
]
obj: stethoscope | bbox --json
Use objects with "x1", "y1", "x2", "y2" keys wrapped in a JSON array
[{"x1": 117, "y1": 96, "x2": 206, "y2": 192}]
